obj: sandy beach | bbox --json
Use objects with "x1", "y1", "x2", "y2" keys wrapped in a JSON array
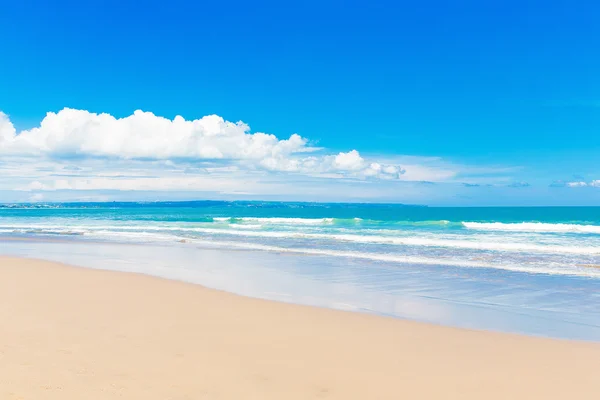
[{"x1": 1, "y1": 256, "x2": 599, "y2": 399}]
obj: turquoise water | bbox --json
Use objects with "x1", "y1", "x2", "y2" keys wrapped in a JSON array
[
  {"x1": 1, "y1": 202, "x2": 600, "y2": 277},
  {"x1": 1, "y1": 201, "x2": 600, "y2": 340}
]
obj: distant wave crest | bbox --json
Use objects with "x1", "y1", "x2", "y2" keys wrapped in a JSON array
[{"x1": 462, "y1": 222, "x2": 600, "y2": 234}]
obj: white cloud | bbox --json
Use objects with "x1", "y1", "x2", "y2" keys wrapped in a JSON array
[
  {"x1": 0, "y1": 111, "x2": 16, "y2": 142},
  {"x1": 0, "y1": 108, "x2": 408, "y2": 180},
  {"x1": 550, "y1": 179, "x2": 600, "y2": 188},
  {"x1": 333, "y1": 150, "x2": 364, "y2": 170},
  {"x1": 27, "y1": 181, "x2": 47, "y2": 191},
  {"x1": 0, "y1": 108, "x2": 529, "y2": 204},
  {"x1": 0, "y1": 108, "x2": 309, "y2": 160},
  {"x1": 29, "y1": 193, "x2": 45, "y2": 202}
]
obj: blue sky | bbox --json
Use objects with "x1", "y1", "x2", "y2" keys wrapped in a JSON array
[{"x1": 1, "y1": 0, "x2": 599, "y2": 205}]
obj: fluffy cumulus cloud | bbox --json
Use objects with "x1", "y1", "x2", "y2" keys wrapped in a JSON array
[
  {"x1": 1, "y1": 108, "x2": 532, "y2": 203},
  {"x1": 333, "y1": 150, "x2": 363, "y2": 170},
  {"x1": 0, "y1": 109, "x2": 308, "y2": 160},
  {"x1": 0, "y1": 112, "x2": 17, "y2": 142},
  {"x1": 0, "y1": 108, "x2": 407, "y2": 180}
]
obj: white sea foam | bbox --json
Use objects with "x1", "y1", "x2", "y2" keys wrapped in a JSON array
[
  {"x1": 3, "y1": 222, "x2": 600, "y2": 255},
  {"x1": 232, "y1": 217, "x2": 335, "y2": 225},
  {"x1": 83, "y1": 232, "x2": 599, "y2": 278},
  {"x1": 3, "y1": 223, "x2": 600, "y2": 277},
  {"x1": 191, "y1": 228, "x2": 600, "y2": 255},
  {"x1": 228, "y1": 224, "x2": 263, "y2": 229},
  {"x1": 462, "y1": 222, "x2": 600, "y2": 234}
]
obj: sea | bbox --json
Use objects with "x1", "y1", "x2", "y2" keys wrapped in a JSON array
[{"x1": 1, "y1": 201, "x2": 600, "y2": 340}]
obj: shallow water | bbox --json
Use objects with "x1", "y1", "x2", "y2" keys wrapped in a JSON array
[{"x1": 2, "y1": 238, "x2": 600, "y2": 341}]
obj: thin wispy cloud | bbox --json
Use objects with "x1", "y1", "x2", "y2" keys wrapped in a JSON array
[
  {"x1": 508, "y1": 182, "x2": 531, "y2": 188},
  {"x1": 549, "y1": 180, "x2": 600, "y2": 188}
]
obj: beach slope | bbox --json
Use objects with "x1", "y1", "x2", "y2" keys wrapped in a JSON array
[{"x1": 1, "y1": 256, "x2": 599, "y2": 399}]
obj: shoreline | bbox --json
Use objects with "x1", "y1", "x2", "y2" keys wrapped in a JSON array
[
  {"x1": 3, "y1": 236, "x2": 600, "y2": 342},
  {"x1": 2, "y1": 255, "x2": 600, "y2": 399},
  {"x1": 1, "y1": 254, "x2": 597, "y2": 342}
]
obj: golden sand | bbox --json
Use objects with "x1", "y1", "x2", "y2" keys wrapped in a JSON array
[{"x1": 1, "y1": 256, "x2": 599, "y2": 399}]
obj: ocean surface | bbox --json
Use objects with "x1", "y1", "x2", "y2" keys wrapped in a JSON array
[{"x1": 1, "y1": 201, "x2": 600, "y2": 340}]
